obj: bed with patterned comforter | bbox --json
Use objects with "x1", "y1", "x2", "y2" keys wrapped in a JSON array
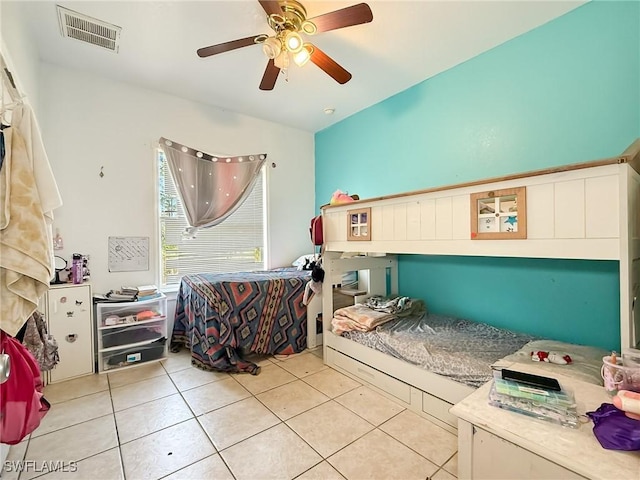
[{"x1": 171, "y1": 268, "x2": 311, "y2": 374}]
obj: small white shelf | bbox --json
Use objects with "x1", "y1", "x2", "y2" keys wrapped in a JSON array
[{"x1": 95, "y1": 293, "x2": 168, "y2": 373}]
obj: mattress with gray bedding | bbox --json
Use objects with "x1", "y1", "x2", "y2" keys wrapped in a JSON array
[{"x1": 342, "y1": 313, "x2": 537, "y2": 388}]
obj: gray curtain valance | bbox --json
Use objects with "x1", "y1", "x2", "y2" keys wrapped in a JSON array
[{"x1": 159, "y1": 138, "x2": 266, "y2": 237}]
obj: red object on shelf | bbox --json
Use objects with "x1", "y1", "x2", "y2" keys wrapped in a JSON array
[{"x1": 137, "y1": 310, "x2": 160, "y2": 320}]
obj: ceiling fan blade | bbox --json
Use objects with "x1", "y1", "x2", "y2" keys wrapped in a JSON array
[
  {"x1": 309, "y1": 45, "x2": 352, "y2": 85},
  {"x1": 197, "y1": 36, "x2": 261, "y2": 58},
  {"x1": 308, "y1": 3, "x2": 373, "y2": 33},
  {"x1": 259, "y1": 59, "x2": 280, "y2": 90},
  {"x1": 258, "y1": 0, "x2": 282, "y2": 17}
]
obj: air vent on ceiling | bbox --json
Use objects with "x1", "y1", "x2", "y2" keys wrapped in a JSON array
[{"x1": 57, "y1": 5, "x2": 121, "y2": 52}]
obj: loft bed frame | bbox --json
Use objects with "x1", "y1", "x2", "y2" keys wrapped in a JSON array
[
  {"x1": 306, "y1": 293, "x2": 323, "y2": 349},
  {"x1": 320, "y1": 139, "x2": 640, "y2": 431}
]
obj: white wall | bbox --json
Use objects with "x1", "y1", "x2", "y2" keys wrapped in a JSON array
[
  {"x1": 1, "y1": 1, "x2": 41, "y2": 113},
  {"x1": 38, "y1": 62, "x2": 315, "y2": 295}
]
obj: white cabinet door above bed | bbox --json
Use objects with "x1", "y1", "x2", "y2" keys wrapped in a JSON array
[{"x1": 324, "y1": 163, "x2": 632, "y2": 261}]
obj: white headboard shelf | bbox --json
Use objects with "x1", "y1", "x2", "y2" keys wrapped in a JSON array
[{"x1": 322, "y1": 139, "x2": 640, "y2": 349}]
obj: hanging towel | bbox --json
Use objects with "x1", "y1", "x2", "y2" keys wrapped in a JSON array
[
  {"x1": 0, "y1": 126, "x2": 51, "y2": 336},
  {"x1": 0, "y1": 130, "x2": 5, "y2": 170},
  {"x1": 12, "y1": 104, "x2": 62, "y2": 272},
  {"x1": 0, "y1": 130, "x2": 10, "y2": 230}
]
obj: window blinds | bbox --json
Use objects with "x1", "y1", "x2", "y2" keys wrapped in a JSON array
[{"x1": 158, "y1": 150, "x2": 266, "y2": 287}]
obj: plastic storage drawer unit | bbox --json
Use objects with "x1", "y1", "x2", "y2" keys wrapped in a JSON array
[
  {"x1": 101, "y1": 319, "x2": 165, "y2": 348},
  {"x1": 102, "y1": 337, "x2": 167, "y2": 371},
  {"x1": 95, "y1": 293, "x2": 168, "y2": 372}
]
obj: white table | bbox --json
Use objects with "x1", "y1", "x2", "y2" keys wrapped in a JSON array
[{"x1": 450, "y1": 362, "x2": 640, "y2": 480}]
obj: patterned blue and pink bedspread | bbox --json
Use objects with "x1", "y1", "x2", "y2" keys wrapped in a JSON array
[{"x1": 170, "y1": 268, "x2": 311, "y2": 374}]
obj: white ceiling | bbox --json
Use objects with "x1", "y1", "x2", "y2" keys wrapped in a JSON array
[{"x1": 7, "y1": 0, "x2": 585, "y2": 132}]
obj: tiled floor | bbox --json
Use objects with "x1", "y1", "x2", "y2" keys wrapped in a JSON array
[{"x1": 4, "y1": 349, "x2": 458, "y2": 480}]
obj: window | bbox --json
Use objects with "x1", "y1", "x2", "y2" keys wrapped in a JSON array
[
  {"x1": 157, "y1": 149, "x2": 266, "y2": 288},
  {"x1": 470, "y1": 187, "x2": 527, "y2": 240}
]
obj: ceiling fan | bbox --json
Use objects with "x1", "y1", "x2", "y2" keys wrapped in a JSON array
[{"x1": 196, "y1": 1, "x2": 373, "y2": 91}]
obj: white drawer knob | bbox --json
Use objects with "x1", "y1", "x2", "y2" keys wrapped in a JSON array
[{"x1": 66, "y1": 334, "x2": 78, "y2": 343}]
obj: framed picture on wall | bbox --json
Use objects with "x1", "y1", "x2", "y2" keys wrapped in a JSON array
[
  {"x1": 470, "y1": 187, "x2": 527, "y2": 240},
  {"x1": 347, "y1": 207, "x2": 371, "y2": 241}
]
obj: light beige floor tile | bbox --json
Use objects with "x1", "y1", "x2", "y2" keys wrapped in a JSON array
[
  {"x1": 110, "y1": 374, "x2": 177, "y2": 411},
  {"x1": 43, "y1": 374, "x2": 108, "y2": 404},
  {"x1": 32, "y1": 391, "x2": 113, "y2": 437},
  {"x1": 257, "y1": 380, "x2": 329, "y2": 420},
  {"x1": 164, "y1": 454, "x2": 234, "y2": 480},
  {"x1": 286, "y1": 401, "x2": 374, "y2": 457},
  {"x1": 6, "y1": 440, "x2": 28, "y2": 462},
  {"x1": 430, "y1": 469, "x2": 458, "y2": 480},
  {"x1": 302, "y1": 368, "x2": 361, "y2": 398},
  {"x1": 2, "y1": 441, "x2": 28, "y2": 480},
  {"x1": 335, "y1": 385, "x2": 405, "y2": 426},
  {"x1": 278, "y1": 352, "x2": 328, "y2": 378},
  {"x1": 198, "y1": 397, "x2": 279, "y2": 450},
  {"x1": 107, "y1": 361, "x2": 166, "y2": 388},
  {"x1": 120, "y1": 419, "x2": 215, "y2": 480},
  {"x1": 161, "y1": 349, "x2": 193, "y2": 373},
  {"x1": 296, "y1": 461, "x2": 344, "y2": 480},
  {"x1": 328, "y1": 429, "x2": 438, "y2": 480},
  {"x1": 308, "y1": 347, "x2": 323, "y2": 359},
  {"x1": 243, "y1": 353, "x2": 275, "y2": 367},
  {"x1": 380, "y1": 410, "x2": 457, "y2": 466},
  {"x1": 169, "y1": 365, "x2": 228, "y2": 391},
  {"x1": 432, "y1": 468, "x2": 457, "y2": 480},
  {"x1": 221, "y1": 423, "x2": 321, "y2": 480},
  {"x1": 271, "y1": 351, "x2": 305, "y2": 362},
  {"x1": 116, "y1": 393, "x2": 194, "y2": 444},
  {"x1": 233, "y1": 363, "x2": 296, "y2": 395},
  {"x1": 23, "y1": 415, "x2": 118, "y2": 480},
  {"x1": 182, "y1": 377, "x2": 251, "y2": 416},
  {"x1": 443, "y1": 453, "x2": 458, "y2": 476},
  {"x1": 36, "y1": 448, "x2": 124, "y2": 480}
]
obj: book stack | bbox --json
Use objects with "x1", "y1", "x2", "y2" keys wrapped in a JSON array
[
  {"x1": 134, "y1": 285, "x2": 160, "y2": 301},
  {"x1": 120, "y1": 286, "x2": 139, "y2": 297},
  {"x1": 488, "y1": 371, "x2": 579, "y2": 428},
  {"x1": 103, "y1": 289, "x2": 136, "y2": 302}
]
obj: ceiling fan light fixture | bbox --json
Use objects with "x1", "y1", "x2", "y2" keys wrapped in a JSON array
[
  {"x1": 274, "y1": 51, "x2": 289, "y2": 70},
  {"x1": 284, "y1": 31, "x2": 303, "y2": 53},
  {"x1": 196, "y1": 1, "x2": 374, "y2": 90},
  {"x1": 262, "y1": 37, "x2": 281, "y2": 59},
  {"x1": 301, "y1": 20, "x2": 317, "y2": 35},
  {"x1": 293, "y1": 43, "x2": 312, "y2": 66},
  {"x1": 270, "y1": 13, "x2": 286, "y2": 26}
]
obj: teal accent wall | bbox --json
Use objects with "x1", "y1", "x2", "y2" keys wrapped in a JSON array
[
  {"x1": 315, "y1": 1, "x2": 639, "y2": 351},
  {"x1": 399, "y1": 256, "x2": 620, "y2": 349}
]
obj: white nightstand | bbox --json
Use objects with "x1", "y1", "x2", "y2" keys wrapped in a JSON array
[{"x1": 40, "y1": 283, "x2": 94, "y2": 383}]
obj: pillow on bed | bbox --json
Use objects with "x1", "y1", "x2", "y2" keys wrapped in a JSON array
[
  {"x1": 501, "y1": 339, "x2": 608, "y2": 386},
  {"x1": 292, "y1": 254, "x2": 317, "y2": 268}
]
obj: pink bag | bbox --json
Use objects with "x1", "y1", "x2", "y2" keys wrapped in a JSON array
[{"x1": 0, "y1": 330, "x2": 50, "y2": 445}]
